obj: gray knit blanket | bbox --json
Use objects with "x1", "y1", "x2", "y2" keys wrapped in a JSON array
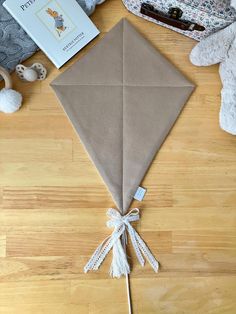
[{"x1": 0, "y1": 0, "x2": 103, "y2": 72}]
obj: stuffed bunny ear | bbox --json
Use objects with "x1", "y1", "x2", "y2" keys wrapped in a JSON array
[
  {"x1": 190, "y1": 24, "x2": 235, "y2": 66},
  {"x1": 231, "y1": 0, "x2": 236, "y2": 10}
]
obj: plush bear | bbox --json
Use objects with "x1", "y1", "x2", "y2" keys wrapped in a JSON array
[{"x1": 190, "y1": 0, "x2": 236, "y2": 135}]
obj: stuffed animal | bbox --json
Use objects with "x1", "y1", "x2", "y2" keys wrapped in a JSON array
[
  {"x1": 79, "y1": 0, "x2": 106, "y2": 15},
  {"x1": 190, "y1": 0, "x2": 236, "y2": 135}
]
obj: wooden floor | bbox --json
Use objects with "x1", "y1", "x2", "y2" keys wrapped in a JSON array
[{"x1": 1, "y1": 1, "x2": 236, "y2": 313}]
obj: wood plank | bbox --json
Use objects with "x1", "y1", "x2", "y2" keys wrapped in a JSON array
[
  {"x1": 0, "y1": 139, "x2": 72, "y2": 162},
  {"x1": 6, "y1": 231, "x2": 171, "y2": 257},
  {"x1": 0, "y1": 235, "x2": 6, "y2": 258},
  {"x1": 0, "y1": 280, "x2": 70, "y2": 305},
  {"x1": 1, "y1": 187, "x2": 110, "y2": 209},
  {"x1": 131, "y1": 277, "x2": 236, "y2": 314},
  {"x1": 0, "y1": 162, "x2": 104, "y2": 187}
]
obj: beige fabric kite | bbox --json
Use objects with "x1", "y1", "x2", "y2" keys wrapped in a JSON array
[{"x1": 51, "y1": 18, "x2": 194, "y2": 278}]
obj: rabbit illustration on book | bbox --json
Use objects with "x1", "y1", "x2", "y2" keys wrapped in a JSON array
[{"x1": 46, "y1": 8, "x2": 67, "y2": 37}]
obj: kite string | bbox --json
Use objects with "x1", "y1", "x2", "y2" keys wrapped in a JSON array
[
  {"x1": 126, "y1": 273, "x2": 132, "y2": 314},
  {"x1": 122, "y1": 232, "x2": 132, "y2": 314},
  {"x1": 84, "y1": 208, "x2": 159, "y2": 278}
]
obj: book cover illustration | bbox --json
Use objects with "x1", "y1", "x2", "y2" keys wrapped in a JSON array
[
  {"x1": 3, "y1": 0, "x2": 100, "y2": 68},
  {"x1": 37, "y1": 0, "x2": 76, "y2": 40}
]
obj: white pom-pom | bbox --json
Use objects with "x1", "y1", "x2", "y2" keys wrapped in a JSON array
[{"x1": 0, "y1": 88, "x2": 22, "y2": 114}]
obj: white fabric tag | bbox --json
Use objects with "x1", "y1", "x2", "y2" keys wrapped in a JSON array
[{"x1": 134, "y1": 186, "x2": 146, "y2": 201}]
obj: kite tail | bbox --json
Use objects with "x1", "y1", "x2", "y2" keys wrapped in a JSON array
[
  {"x1": 110, "y1": 236, "x2": 130, "y2": 278},
  {"x1": 84, "y1": 208, "x2": 159, "y2": 277}
]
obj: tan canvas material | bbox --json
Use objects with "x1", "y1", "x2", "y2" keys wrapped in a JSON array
[{"x1": 51, "y1": 18, "x2": 195, "y2": 214}]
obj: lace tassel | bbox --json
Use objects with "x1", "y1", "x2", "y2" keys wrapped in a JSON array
[{"x1": 110, "y1": 238, "x2": 130, "y2": 278}]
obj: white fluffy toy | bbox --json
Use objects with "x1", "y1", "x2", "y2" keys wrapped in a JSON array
[
  {"x1": 190, "y1": 0, "x2": 236, "y2": 135},
  {"x1": 0, "y1": 66, "x2": 22, "y2": 114}
]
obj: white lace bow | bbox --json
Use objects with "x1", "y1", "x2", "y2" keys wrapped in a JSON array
[{"x1": 84, "y1": 208, "x2": 159, "y2": 278}]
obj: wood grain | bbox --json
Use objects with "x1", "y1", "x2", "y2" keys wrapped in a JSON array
[{"x1": 0, "y1": 0, "x2": 236, "y2": 313}]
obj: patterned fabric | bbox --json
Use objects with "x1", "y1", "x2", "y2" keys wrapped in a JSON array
[
  {"x1": 181, "y1": 0, "x2": 236, "y2": 18},
  {"x1": 0, "y1": 0, "x2": 37, "y2": 72},
  {"x1": 123, "y1": 0, "x2": 236, "y2": 40},
  {"x1": 0, "y1": 0, "x2": 103, "y2": 72}
]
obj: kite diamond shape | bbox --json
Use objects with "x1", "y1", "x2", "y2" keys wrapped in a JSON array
[
  {"x1": 51, "y1": 18, "x2": 194, "y2": 277},
  {"x1": 51, "y1": 18, "x2": 194, "y2": 213}
]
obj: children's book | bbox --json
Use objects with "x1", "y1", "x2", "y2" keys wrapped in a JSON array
[{"x1": 3, "y1": 0, "x2": 100, "y2": 68}]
